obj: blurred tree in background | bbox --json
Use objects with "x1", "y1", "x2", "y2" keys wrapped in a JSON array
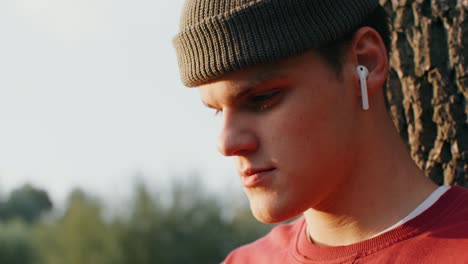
[
  {"x1": 0, "y1": 178, "x2": 271, "y2": 264},
  {"x1": 34, "y1": 190, "x2": 123, "y2": 264},
  {"x1": 0, "y1": 184, "x2": 52, "y2": 224},
  {"x1": 118, "y1": 178, "x2": 271, "y2": 264},
  {"x1": 0, "y1": 220, "x2": 36, "y2": 264}
]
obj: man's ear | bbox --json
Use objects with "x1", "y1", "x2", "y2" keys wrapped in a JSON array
[{"x1": 349, "y1": 27, "x2": 389, "y2": 98}]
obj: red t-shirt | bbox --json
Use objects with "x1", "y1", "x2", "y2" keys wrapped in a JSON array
[{"x1": 224, "y1": 186, "x2": 468, "y2": 263}]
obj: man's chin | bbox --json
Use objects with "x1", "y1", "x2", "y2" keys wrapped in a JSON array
[{"x1": 249, "y1": 200, "x2": 301, "y2": 224}]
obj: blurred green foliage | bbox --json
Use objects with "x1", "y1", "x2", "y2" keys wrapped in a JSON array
[
  {"x1": 0, "y1": 219, "x2": 36, "y2": 264},
  {"x1": 0, "y1": 179, "x2": 272, "y2": 264},
  {"x1": 0, "y1": 184, "x2": 52, "y2": 224}
]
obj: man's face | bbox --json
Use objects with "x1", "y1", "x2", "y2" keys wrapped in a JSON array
[{"x1": 199, "y1": 51, "x2": 360, "y2": 223}]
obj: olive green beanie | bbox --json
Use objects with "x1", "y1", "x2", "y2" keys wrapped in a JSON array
[{"x1": 174, "y1": 0, "x2": 379, "y2": 87}]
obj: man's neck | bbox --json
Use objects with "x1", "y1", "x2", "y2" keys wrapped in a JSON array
[
  {"x1": 303, "y1": 110, "x2": 438, "y2": 247},
  {"x1": 304, "y1": 168, "x2": 437, "y2": 247}
]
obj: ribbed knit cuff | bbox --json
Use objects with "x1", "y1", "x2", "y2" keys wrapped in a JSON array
[{"x1": 174, "y1": 0, "x2": 379, "y2": 87}]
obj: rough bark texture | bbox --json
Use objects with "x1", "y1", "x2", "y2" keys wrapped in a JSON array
[{"x1": 380, "y1": 0, "x2": 468, "y2": 186}]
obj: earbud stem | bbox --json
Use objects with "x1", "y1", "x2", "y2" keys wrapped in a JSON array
[
  {"x1": 356, "y1": 66, "x2": 369, "y2": 111},
  {"x1": 360, "y1": 76, "x2": 369, "y2": 111}
]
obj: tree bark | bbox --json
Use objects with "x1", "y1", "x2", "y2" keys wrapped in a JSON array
[{"x1": 380, "y1": 0, "x2": 468, "y2": 186}]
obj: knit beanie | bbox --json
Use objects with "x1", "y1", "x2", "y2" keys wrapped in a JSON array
[{"x1": 174, "y1": 0, "x2": 379, "y2": 87}]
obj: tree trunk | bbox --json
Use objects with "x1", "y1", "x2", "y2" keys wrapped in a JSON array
[{"x1": 380, "y1": 0, "x2": 468, "y2": 186}]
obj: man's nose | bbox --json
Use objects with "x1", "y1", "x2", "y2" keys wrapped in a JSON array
[{"x1": 217, "y1": 111, "x2": 258, "y2": 157}]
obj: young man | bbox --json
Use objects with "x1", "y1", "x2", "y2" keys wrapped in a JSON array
[{"x1": 174, "y1": 0, "x2": 468, "y2": 263}]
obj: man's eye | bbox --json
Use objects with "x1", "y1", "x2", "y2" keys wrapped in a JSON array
[
  {"x1": 251, "y1": 92, "x2": 278, "y2": 102},
  {"x1": 247, "y1": 90, "x2": 282, "y2": 112}
]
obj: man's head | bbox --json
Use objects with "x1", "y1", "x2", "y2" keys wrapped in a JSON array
[{"x1": 174, "y1": 0, "x2": 392, "y2": 223}]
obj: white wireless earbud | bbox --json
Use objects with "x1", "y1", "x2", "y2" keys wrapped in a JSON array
[{"x1": 356, "y1": 65, "x2": 369, "y2": 110}]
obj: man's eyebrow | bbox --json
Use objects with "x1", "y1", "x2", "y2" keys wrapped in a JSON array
[
  {"x1": 201, "y1": 70, "x2": 285, "y2": 109},
  {"x1": 201, "y1": 87, "x2": 254, "y2": 109},
  {"x1": 233, "y1": 71, "x2": 286, "y2": 98},
  {"x1": 231, "y1": 85, "x2": 256, "y2": 101},
  {"x1": 201, "y1": 85, "x2": 258, "y2": 110}
]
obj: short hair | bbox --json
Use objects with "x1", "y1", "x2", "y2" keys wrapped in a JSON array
[{"x1": 317, "y1": 5, "x2": 392, "y2": 75}]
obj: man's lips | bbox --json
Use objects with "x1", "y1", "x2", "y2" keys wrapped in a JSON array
[
  {"x1": 241, "y1": 167, "x2": 276, "y2": 177},
  {"x1": 240, "y1": 167, "x2": 276, "y2": 188}
]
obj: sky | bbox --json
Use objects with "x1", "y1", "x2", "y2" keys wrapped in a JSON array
[{"x1": 0, "y1": 0, "x2": 239, "y2": 205}]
